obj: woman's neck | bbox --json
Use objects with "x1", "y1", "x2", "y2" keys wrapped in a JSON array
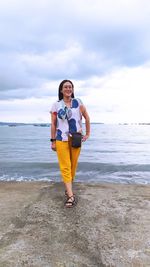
[
  {"x1": 63, "y1": 97, "x2": 71, "y2": 103},
  {"x1": 63, "y1": 97, "x2": 72, "y2": 107}
]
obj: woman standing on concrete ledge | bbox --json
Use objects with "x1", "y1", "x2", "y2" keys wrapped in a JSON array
[{"x1": 50, "y1": 79, "x2": 90, "y2": 208}]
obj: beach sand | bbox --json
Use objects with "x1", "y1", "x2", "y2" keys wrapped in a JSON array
[{"x1": 0, "y1": 181, "x2": 150, "y2": 267}]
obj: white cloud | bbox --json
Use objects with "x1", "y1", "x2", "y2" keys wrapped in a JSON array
[
  {"x1": 0, "y1": 97, "x2": 54, "y2": 123},
  {"x1": 0, "y1": 0, "x2": 150, "y2": 122},
  {"x1": 1, "y1": 64, "x2": 150, "y2": 123},
  {"x1": 82, "y1": 64, "x2": 150, "y2": 123}
]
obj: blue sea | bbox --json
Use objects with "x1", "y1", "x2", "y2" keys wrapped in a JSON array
[{"x1": 0, "y1": 124, "x2": 150, "y2": 184}]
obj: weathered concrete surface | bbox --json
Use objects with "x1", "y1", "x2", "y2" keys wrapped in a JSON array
[{"x1": 0, "y1": 181, "x2": 150, "y2": 267}]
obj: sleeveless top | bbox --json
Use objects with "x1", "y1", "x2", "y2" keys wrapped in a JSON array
[{"x1": 50, "y1": 98, "x2": 83, "y2": 141}]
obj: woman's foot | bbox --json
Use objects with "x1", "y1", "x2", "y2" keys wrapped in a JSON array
[
  {"x1": 65, "y1": 190, "x2": 75, "y2": 198},
  {"x1": 65, "y1": 195, "x2": 77, "y2": 208},
  {"x1": 65, "y1": 190, "x2": 68, "y2": 197}
]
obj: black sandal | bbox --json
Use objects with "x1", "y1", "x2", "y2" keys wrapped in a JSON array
[
  {"x1": 65, "y1": 190, "x2": 75, "y2": 198},
  {"x1": 65, "y1": 195, "x2": 77, "y2": 208}
]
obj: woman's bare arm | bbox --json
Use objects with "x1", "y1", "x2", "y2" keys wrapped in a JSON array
[
  {"x1": 80, "y1": 105, "x2": 90, "y2": 141},
  {"x1": 50, "y1": 113, "x2": 57, "y2": 151}
]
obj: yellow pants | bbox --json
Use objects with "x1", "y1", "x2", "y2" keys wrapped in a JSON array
[{"x1": 56, "y1": 139, "x2": 81, "y2": 183}]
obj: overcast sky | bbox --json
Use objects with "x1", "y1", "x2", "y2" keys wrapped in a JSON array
[{"x1": 0, "y1": 0, "x2": 150, "y2": 123}]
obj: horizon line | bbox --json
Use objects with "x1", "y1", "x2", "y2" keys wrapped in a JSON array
[{"x1": 0, "y1": 121, "x2": 150, "y2": 125}]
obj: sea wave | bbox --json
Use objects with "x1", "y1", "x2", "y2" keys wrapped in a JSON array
[
  {"x1": 0, "y1": 162, "x2": 150, "y2": 184},
  {"x1": 1, "y1": 161, "x2": 150, "y2": 171}
]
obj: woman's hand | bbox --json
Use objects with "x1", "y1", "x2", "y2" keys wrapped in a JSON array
[
  {"x1": 82, "y1": 134, "x2": 89, "y2": 142},
  {"x1": 51, "y1": 142, "x2": 56, "y2": 151}
]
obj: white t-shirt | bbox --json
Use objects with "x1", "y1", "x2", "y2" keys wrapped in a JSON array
[{"x1": 50, "y1": 98, "x2": 83, "y2": 141}]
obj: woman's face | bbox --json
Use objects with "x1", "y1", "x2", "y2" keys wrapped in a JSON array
[{"x1": 61, "y1": 81, "x2": 73, "y2": 98}]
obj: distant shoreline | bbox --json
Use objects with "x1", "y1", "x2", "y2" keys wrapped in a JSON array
[
  {"x1": 0, "y1": 122, "x2": 150, "y2": 127},
  {"x1": 0, "y1": 122, "x2": 104, "y2": 127}
]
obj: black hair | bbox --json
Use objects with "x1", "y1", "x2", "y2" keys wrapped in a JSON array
[{"x1": 58, "y1": 79, "x2": 75, "y2": 100}]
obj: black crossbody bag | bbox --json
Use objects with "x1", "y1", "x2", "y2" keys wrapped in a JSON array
[{"x1": 71, "y1": 132, "x2": 82, "y2": 148}]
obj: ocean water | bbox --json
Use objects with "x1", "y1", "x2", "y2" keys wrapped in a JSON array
[{"x1": 0, "y1": 124, "x2": 150, "y2": 184}]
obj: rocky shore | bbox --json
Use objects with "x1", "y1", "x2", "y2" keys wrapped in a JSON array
[{"x1": 0, "y1": 181, "x2": 150, "y2": 267}]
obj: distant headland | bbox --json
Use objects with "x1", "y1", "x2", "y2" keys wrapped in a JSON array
[{"x1": 0, "y1": 122, "x2": 50, "y2": 127}]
